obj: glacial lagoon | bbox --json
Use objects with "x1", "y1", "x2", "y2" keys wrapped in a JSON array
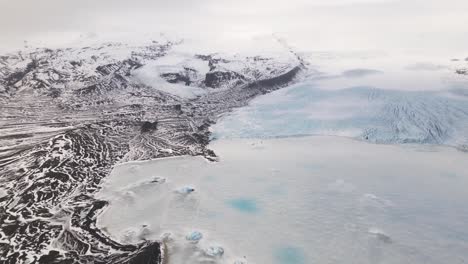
[
  {"x1": 97, "y1": 54, "x2": 468, "y2": 263},
  {"x1": 97, "y1": 136, "x2": 468, "y2": 264}
]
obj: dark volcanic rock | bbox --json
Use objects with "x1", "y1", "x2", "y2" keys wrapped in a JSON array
[
  {"x1": 141, "y1": 121, "x2": 158, "y2": 133},
  {"x1": 456, "y1": 69, "x2": 468, "y2": 75},
  {"x1": 38, "y1": 250, "x2": 62, "y2": 264},
  {"x1": 0, "y1": 40, "x2": 303, "y2": 263},
  {"x1": 6, "y1": 60, "x2": 38, "y2": 86},
  {"x1": 195, "y1": 54, "x2": 230, "y2": 71},
  {"x1": 106, "y1": 242, "x2": 163, "y2": 264},
  {"x1": 205, "y1": 70, "x2": 246, "y2": 88},
  {"x1": 160, "y1": 72, "x2": 191, "y2": 85},
  {"x1": 248, "y1": 66, "x2": 301, "y2": 90},
  {"x1": 159, "y1": 67, "x2": 199, "y2": 86}
]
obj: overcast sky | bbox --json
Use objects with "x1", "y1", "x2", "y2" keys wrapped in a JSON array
[{"x1": 0, "y1": 0, "x2": 467, "y2": 54}]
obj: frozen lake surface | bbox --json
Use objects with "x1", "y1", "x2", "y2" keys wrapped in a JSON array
[
  {"x1": 97, "y1": 136, "x2": 468, "y2": 264},
  {"x1": 96, "y1": 52, "x2": 468, "y2": 263}
]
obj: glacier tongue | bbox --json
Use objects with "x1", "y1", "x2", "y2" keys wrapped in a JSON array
[{"x1": 212, "y1": 84, "x2": 468, "y2": 150}]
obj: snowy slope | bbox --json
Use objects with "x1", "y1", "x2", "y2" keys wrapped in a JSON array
[{"x1": 0, "y1": 37, "x2": 303, "y2": 264}]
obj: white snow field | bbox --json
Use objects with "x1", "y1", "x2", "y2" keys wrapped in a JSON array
[
  {"x1": 96, "y1": 52, "x2": 468, "y2": 263},
  {"x1": 97, "y1": 136, "x2": 468, "y2": 264}
]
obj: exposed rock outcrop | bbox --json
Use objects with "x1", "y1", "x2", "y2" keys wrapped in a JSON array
[{"x1": 0, "y1": 39, "x2": 304, "y2": 263}]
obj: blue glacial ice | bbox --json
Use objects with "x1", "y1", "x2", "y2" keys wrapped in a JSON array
[
  {"x1": 176, "y1": 186, "x2": 196, "y2": 194},
  {"x1": 204, "y1": 246, "x2": 225, "y2": 257},
  {"x1": 186, "y1": 231, "x2": 203, "y2": 243},
  {"x1": 275, "y1": 246, "x2": 306, "y2": 264},
  {"x1": 227, "y1": 198, "x2": 259, "y2": 213},
  {"x1": 212, "y1": 83, "x2": 468, "y2": 150}
]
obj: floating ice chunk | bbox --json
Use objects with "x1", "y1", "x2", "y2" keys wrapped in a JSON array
[
  {"x1": 363, "y1": 193, "x2": 378, "y2": 200},
  {"x1": 368, "y1": 227, "x2": 392, "y2": 243},
  {"x1": 204, "y1": 246, "x2": 224, "y2": 257},
  {"x1": 360, "y1": 193, "x2": 394, "y2": 209},
  {"x1": 186, "y1": 231, "x2": 203, "y2": 243},
  {"x1": 176, "y1": 186, "x2": 195, "y2": 194},
  {"x1": 150, "y1": 177, "x2": 166, "y2": 184}
]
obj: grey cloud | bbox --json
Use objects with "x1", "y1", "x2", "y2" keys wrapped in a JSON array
[{"x1": 0, "y1": 0, "x2": 467, "y2": 53}]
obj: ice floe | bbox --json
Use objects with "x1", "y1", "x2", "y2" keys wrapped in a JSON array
[{"x1": 186, "y1": 231, "x2": 203, "y2": 244}]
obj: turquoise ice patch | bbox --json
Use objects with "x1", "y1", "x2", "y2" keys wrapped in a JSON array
[
  {"x1": 227, "y1": 198, "x2": 259, "y2": 213},
  {"x1": 275, "y1": 246, "x2": 306, "y2": 264}
]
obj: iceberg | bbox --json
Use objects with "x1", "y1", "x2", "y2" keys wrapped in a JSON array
[
  {"x1": 204, "y1": 246, "x2": 225, "y2": 257},
  {"x1": 186, "y1": 231, "x2": 203, "y2": 243}
]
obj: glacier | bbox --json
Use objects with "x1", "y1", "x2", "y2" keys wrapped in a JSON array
[
  {"x1": 212, "y1": 82, "x2": 468, "y2": 151},
  {"x1": 95, "y1": 51, "x2": 468, "y2": 264},
  {"x1": 3, "y1": 33, "x2": 465, "y2": 263}
]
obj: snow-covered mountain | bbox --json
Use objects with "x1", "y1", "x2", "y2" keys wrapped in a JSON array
[
  {"x1": 0, "y1": 34, "x2": 466, "y2": 263},
  {"x1": 0, "y1": 39, "x2": 303, "y2": 263}
]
